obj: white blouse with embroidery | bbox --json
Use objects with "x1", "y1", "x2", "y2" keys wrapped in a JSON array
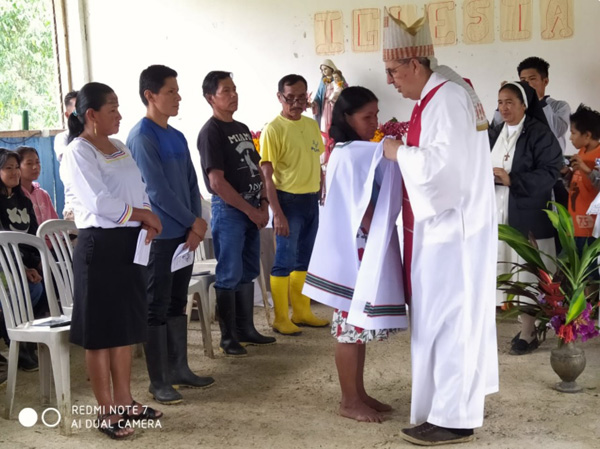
[{"x1": 60, "y1": 137, "x2": 150, "y2": 229}]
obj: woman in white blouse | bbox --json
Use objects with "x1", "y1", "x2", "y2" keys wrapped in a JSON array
[{"x1": 61, "y1": 82, "x2": 162, "y2": 440}]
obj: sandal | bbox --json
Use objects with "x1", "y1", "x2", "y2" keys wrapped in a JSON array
[
  {"x1": 124, "y1": 400, "x2": 163, "y2": 421},
  {"x1": 97, "y1": 414, "x2": 133, "y2": 440}
]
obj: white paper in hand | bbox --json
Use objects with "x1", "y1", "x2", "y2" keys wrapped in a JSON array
[
  {"x1": 171, "y1": 243, "x2": 194, "y2": 272},
  {"x1": 134, "y1": 229, "x2": 152, "y2": 266}
]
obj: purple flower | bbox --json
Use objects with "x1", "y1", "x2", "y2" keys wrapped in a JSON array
[
  {"x1": 573, "y1": 303, "x2": 599, "y2": 342},
  {"x1": 536, "y1": 293, "x2": 547, "y2": 304},
  {"x1": 550, "y1": 315, "x2": 564, "y2": 334}
]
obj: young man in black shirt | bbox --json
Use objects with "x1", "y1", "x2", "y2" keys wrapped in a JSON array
[{"x1": 197, "y1": 71, "x2": 275, "y2": 356}]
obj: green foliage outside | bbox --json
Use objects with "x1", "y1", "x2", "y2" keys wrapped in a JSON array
[{"x1": 0, "y1": 0, "x2": 60, "y2": 131}]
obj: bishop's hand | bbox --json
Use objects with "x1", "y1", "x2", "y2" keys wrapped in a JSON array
[{"x1": 383, "y1": 138, "x2": 402, "y2": 162}]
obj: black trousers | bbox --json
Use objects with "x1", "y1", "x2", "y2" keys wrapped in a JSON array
[{"x1": 147, "y1": 237, "x2": 193, "y2": 326}]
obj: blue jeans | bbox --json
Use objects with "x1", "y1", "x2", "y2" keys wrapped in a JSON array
[
  {"x1": 211, "y1": 196, "x2": 260, "y2": 290},
  {"x1": 272, "y1": 191, "x2": 319, "y2": 277}
]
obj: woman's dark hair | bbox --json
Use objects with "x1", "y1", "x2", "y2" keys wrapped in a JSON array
[
  {"x1": 15, "y1": 146, "x2": 39, "y2": 161},
  {"x1": 329, "y1": 86, "x2": 378, "y2": 143},
  {"x1": 67, "y1": 82, "x2": 115, "y2": 143},
  {"x1": 499, "y1": 81, "x2": 548, "y2": 126},
  {"x1": 0, "y1": 149, "x2": 23, "y2": 198},
  {"x1": 499, "y1": 82, "x2": 527, "y2": 104}
]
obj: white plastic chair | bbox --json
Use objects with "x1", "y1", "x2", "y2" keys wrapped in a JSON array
[
  {"x1": 187, "y1": 200, "x2": 218, "y2": 327},
  {"x1": 36, "y1": 219, "x2": 77, "y2": 317},
  {"x1": 187, "y1": 274, "x2": 216, "y2": 359},
  {"x1": 196, "y1": 198, "x2": 217, "y2": 271},
  {"x1": 187, "y1": 198, "x2": 272, "y2": 326},
  {"x1": 0, "y1": 231, "x2": 71, "y2": 435}
]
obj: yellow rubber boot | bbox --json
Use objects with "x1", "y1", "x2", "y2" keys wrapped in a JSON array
[
  {"x1": 270, "y1": 275, "x2": 302, "y2": 336},
  {"x1": 290, "y1": 271, "x2": 330, "y2": 327}
]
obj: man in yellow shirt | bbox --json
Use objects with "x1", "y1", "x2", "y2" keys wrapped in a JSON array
[{"x1": 260, "y1": 74, "x2": 329, "y2": 335}]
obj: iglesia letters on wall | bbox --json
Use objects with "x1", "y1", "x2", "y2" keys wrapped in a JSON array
[{"x1": 314, "y1": 0, "x2": 574, "y2": 55}]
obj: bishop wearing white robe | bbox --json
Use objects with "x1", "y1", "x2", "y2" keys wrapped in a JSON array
[{"x1": 382, "y1": 9, "x2": 499, "y2": 445}]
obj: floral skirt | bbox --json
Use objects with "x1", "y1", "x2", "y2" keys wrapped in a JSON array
[
  {"x1": 330, "y1": 225, "x2": 399, "y2": 344},
  {"x1": 331, "y1": 309, "x2": 398, "y2": 344}
]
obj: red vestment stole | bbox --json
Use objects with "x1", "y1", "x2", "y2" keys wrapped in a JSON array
[{"x1": 402, "y1": 81, "x2": 448, "y2": 302}]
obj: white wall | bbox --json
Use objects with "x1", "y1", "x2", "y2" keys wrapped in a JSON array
[{"x1": 75, "y1": 0, "x2": 600, "y2": 190}]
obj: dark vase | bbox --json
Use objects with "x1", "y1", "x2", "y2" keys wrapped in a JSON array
[{"x1": 550, "y1": 341, "x2": 586, "y2": 393}]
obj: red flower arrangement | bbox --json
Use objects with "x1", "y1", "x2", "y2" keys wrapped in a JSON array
[
  {"x1": 370, "y1": 118, "x2": 410, "y2": 142},
  {"x1": 498, "y1": 203, "x2": 600, "y2": 344}
]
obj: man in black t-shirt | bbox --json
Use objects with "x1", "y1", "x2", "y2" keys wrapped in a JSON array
[{"x1": 197, "y1": 71, "x2": 275, "y2": 357}]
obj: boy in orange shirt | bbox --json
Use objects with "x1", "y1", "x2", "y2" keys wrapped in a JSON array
[{"x1": 565, "y1": 104, "x2": 600, "y2": 267}]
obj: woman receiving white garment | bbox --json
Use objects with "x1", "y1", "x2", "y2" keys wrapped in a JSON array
[
  {"x1": 61, "y1": 82, "x2": 163, "y2": 440},
  {"x1": 304, "y1": 86, "x2": 407, "y2": 423},
  {"x1": 489, "y1": 80, "x2": 562, "y2": 355}
]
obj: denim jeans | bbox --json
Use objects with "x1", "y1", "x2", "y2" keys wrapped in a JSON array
[
  {"x1": 147, "y1": 236, "x2": 193, "y2": 326},
  {"x1": 272, "y1": 190, "x2": 319, "y2": 277},
  {"x1": 211, "y1": 196, "x2": 260, "y2": 290}
]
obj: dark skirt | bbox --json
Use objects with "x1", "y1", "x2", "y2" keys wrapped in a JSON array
[{"x1": 70, "y1": 227, "x2": 147, "y2": 350}]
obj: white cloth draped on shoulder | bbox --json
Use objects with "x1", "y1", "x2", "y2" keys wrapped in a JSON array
[{"x1": 303, "y1": 139, "x2": 408, "y2": 331}]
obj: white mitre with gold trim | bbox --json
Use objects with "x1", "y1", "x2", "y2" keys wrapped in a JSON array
[
  {"x1": 382, "y1": 8, "x2": 488, "y2": 130},
  {"x1": 382, "y1": 10, "x2": 434, "y2": 61}
]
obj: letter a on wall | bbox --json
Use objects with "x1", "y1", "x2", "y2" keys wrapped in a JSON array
[
  {"x1": 540, "y1": 0, "x2": 574, "y2": 40},
  {"x1": 427, "y1": 1, "x2": 458, "y2": 46},
  {"x1": 314, "y1": 11, "x2": 345, "y2": 55},
  {"x1": 388, "y1": 4, "x2": 421, "y2": 27},
  {"x1": 500, "y1": 0, "x2": 532, "y2": 41},
  {"x1": 352, "y1": 8, "x2": 380, "y2": 53},
  {"x1": 463, "y1": 0, "x2": 494, "y2": 45}
]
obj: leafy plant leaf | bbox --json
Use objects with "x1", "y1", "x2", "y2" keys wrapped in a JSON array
[{"x1": 566, "y1": 288, "x2": 586, "y2": 325}]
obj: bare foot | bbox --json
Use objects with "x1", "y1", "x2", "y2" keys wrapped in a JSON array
[
  {"x1": 361, "y1": 394, "x2": 393, "y2": 412},
  {"x1": 339, "y1": 400, "x2": 383, "y2": 423}
]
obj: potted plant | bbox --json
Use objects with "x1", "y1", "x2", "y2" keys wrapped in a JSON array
[{"x1": 497, "y1": 202, "x2": 599, "y2": 392}]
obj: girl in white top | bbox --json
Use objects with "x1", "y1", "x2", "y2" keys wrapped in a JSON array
[
  {"x1": 61, "y1": 82, "x2": 162, "y2": 440},
  {"x1": 308, "y1": 87, "x2": 404, "y2": 423}
]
